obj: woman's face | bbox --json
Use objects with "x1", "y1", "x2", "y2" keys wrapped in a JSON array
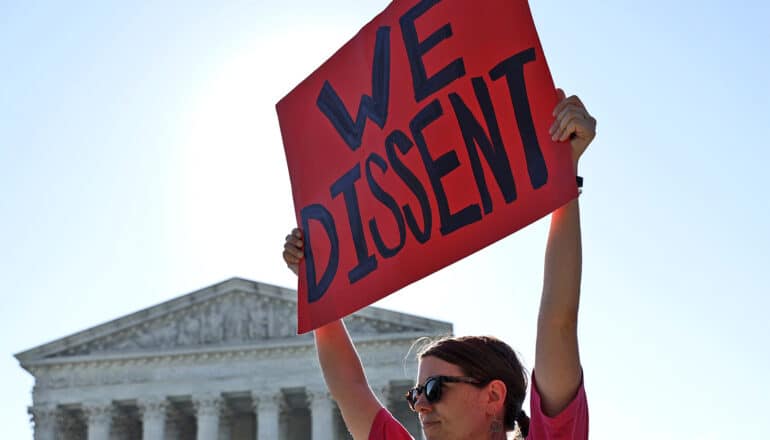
[{"x1": 414, "y1": 356, "x2": 490, "y2": 440}]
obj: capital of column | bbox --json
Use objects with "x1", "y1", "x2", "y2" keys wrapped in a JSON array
[
  {"x1": 253, "y1": 390, "x2": 283, "y2": 440},
  {"x1": 251, "y1": 390, "x2": 285, "y2": 413},
  {"x1": 28, "y1": 404, "x2": 58, "y2": 431},
  {"x1": 82, "y1": 401, "x2": 114, "y2": 427},
  {"x1": 193, "y1": 394, "x2": 223, "y2": 418},
  {"x1": 308, "y1": 388, "x2": 335, "y2": 440},
  {"x1": 306, "y1": 389, "x2": 334, "y2": 410},
  {"x1": 138, "y1": 396, "x2": 169, "y2": 422}
]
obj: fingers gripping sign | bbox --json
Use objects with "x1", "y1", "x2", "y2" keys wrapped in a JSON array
[
  {"x1": 549, "y1": 88, "x2": 597, "y2": 165},
  {"x1": 283, "y1": 228, "x2": 304, "y2": 275}
]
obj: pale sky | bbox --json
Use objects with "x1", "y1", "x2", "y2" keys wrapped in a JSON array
[{"x1": 2, "y1": 1, "x2": 769, "y2": 439}]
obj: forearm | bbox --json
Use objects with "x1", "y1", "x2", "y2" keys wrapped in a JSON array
[
  {"x1": 283, "y1": 228, "x2": 378, "y2": 438},
  {"x1": 314, "y1": 320, "x2": 380, "y2": 439},
  {"x1": 540, "y1": 197, "x2": 582, "y2": 326},
  {"x1": 314, "y1": 319, "x2": 370, "y2": 392},
  {"x1": 535, "y1": 196, "x2": 583, "y2": 415}
]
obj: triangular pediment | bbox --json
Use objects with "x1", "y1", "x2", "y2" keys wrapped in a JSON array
[{"x1": 16, "y1": 278, "x2": 452, "y2": 366}]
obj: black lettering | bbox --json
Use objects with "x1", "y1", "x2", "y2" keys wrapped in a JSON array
[
  {"x1": 385, "y1": 130, "x2": 432, "y2": 243},
  {"x1": 300, "y1": 204, "x2": 339, "y2": 303},
  {"x1": 330, "y1": 164, "x2": 378, "y2": 283},
  {"x1": 400, "y1": 0, "x2": 465, "y2": 102},
  {"x1": 489, "y1": 48, "x2": 547, "y2": 189},
  {"x1": 365, "y1": 153, "x2": 406, "y2": 258},
  {"x1": 410, "y1": 100, "x2": 481, "y2": 236},
  {"x1": 449, "y1": 77, "x2": 517, "y2": 215},
  {"x1": 317, "y1": 26, "x2": 391, "y2": 151}
]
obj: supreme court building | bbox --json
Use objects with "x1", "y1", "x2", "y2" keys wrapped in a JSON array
[{"x1": 16, "y1": 278, "x2": 452, "y2": 440}]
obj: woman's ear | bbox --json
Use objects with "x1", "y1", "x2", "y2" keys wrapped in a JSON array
[{"x1": 484, "y1": 379, "x2": 507, "y2": 414}]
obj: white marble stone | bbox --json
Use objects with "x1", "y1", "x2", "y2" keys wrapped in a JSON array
[
  {"x1": 83, "y1": 401, "x2": 113, "y2": 440},
  {"x1": 16, "y1": 278, "x2": 447, "y2": 440},
  {"x1": 194, "y1": 394, "x2": 222, "y2": 440},
  {"x1": 307, "y1": 389, "x2": 335, "y2": 440},
  {"x1": 28, "y1": 405, "x2": 57, "y2": 440},
  {"x1": 139, "y1": 396, "x2": 167, "y2": 440},
  {"x1": 253, "y1": 390, "x2": 283, "y2": 440}
]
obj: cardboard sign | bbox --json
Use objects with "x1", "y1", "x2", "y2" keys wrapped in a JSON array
[{"x1": 277, "y1": 0, "x2": 577, "y2": 333}]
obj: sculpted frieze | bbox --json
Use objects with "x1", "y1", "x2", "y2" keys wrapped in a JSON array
[
  {"x1": 344, "y1": 315, "x2": 421, "y2": 335},
  {"x1": 38, "y1": 287, "x2": 428, "y2": 364},
  {"x1": 55, "y1": 293, "x2": 298, "y2": 357}
]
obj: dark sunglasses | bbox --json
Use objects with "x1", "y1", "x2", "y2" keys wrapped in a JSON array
[{"x1": 404, "y1": 375, "x2": 484, "y2": 411}]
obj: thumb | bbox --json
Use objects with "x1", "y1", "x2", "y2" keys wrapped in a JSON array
[{"x1": 556, "y1": 87, "x2": 566, "y2": 100}]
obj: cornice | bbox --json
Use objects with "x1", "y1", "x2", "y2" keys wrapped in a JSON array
[{"x1": 23, "y1": 331, "x2": 433, "y2": 373}]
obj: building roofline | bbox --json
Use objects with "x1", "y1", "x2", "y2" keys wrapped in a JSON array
[{"x1": 15, "y1": 277, "x2": 452, "y2": 365}]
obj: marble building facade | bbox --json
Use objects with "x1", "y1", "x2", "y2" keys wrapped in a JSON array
[{"x1": 17, "y1": 278, "x2": 453, "y2": 440}]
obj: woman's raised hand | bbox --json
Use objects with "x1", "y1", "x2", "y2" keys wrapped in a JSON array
[
  {"x1": 282, "y1": 228, "x2": 304, "y2": 276},
  {"x1": 549, "y1": 88, "x2": 597, "y2": 168}
]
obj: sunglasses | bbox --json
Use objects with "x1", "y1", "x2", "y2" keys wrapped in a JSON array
[{"x1": 404, "y1": 375, "x2": 484, "y2": 411}]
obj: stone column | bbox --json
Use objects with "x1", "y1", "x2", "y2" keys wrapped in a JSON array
[
  {"x1": 83, "y1": 401, "x2": 114, "y2": 440},
  {"x1": 252, "y1": 390, "x2": 283, "y2": 440},
  {"x1": 307, "y1": 390, "x2": 334, "y2": 440},
  {"x1": 193, "y1": 394, "x2": 222, "y2": 440},
  {"x1": 29, "y1": 405, "x2": 58, "y2": 440},
  {"x1": 138, "y1": 397, "x2": 168, "y2": 440}
]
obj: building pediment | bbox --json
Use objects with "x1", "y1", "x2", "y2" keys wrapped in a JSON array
[{"x1": 16, "y1": 278, "x2": 451, "y2": 367}]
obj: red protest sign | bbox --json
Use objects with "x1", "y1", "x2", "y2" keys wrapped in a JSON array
[{"x1": 277, "y1": 0, "x2": 577, "y2": 333}]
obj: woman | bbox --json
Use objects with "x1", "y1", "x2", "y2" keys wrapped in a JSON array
[{"x1": 283, "y1": 89, "x2": 596, "y2": 439}]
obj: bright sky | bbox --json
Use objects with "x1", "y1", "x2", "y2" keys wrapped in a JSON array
[{"x1": 2, "y1": 1, "x2": 769, "y2": 439}]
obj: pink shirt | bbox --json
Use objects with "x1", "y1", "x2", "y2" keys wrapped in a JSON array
[
  {"x1": 528, "y1": 374, "x2": 589, "y2": 440},
  {"x1": 368, "y1": 374, "x2": 588, "y2": 439},
  {"x1": 368, "y1": 409, "x2": 413, "y2": 439}
]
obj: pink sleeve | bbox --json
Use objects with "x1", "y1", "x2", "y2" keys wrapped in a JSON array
[
  {"x1": 528, "y1": 373, "x2": 589, "y2": 440},
  {"x1": 368, "y1": 408, "x2": 414, "y2": 440}
]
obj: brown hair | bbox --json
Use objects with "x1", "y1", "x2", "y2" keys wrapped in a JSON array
[{"x1": 418, "y1": 335, "x2": 531, "y2": 436}]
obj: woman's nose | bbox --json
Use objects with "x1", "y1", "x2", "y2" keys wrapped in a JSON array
[{"x1": 413, "y1": 391, "x2": 433, "y2": 412}]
